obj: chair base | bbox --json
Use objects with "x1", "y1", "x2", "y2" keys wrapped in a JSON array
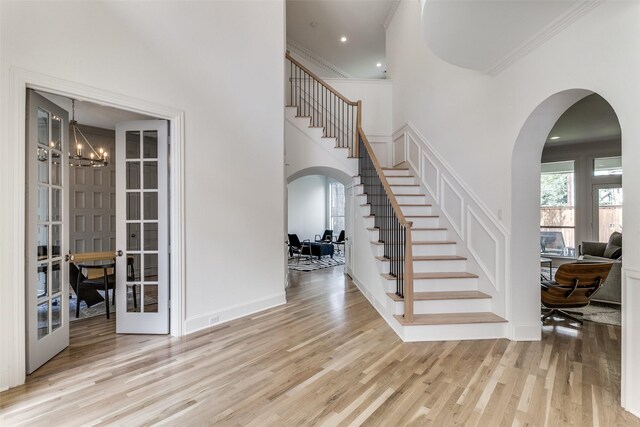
[{"x1": 541, "y1": 308, "x2": 584, "y2": 324}]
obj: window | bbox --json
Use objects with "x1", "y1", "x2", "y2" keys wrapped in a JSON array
[
  {"x1": 540, "y1": 161, "x2": 575, "y2": 256},
  {"x1": 594, "y1": 156, "x2": 622, "y2": 176},
  {"x1": 329, "y1": 181, "x2": 345, "y2": 234}
]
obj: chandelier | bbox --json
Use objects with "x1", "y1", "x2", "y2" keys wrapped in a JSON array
[{"x1": 69, "y1": 99, "x2": 108, "y2": 167}]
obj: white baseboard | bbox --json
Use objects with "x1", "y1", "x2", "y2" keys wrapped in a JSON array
[
  {"x1": 0, "y1": 368, "x2": 9, "y2": 392},
  {"x1": 507, "y1": 322, "x2": 542, "y2": 341},
  {"x1": 184, "y1": 292, "x2": 286, "y2": 335}
]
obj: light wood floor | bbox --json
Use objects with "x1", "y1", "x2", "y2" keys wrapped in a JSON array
[{"x1": 1, "y1": 266, "x2": 638, "y2": 426}]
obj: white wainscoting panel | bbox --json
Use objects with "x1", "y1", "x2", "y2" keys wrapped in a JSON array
[
  {"x1": 440, "y1": 175, "x2": 464, "y2": 237},
  {"x1": 393, "y1": 134, "x2": 405, "y2": 166},
  {"x1": 407, "y1": 134, "x2": 421, "y2": 174},
  {"x1": 393, "y1": 121, "x2": 511, "y2": 322},
  {"x1": 467, "y1": 207, "x2": 498, "y2": 288},
  {"x1": 421, "y1": 152, "x2": 439, "y2": 201}
]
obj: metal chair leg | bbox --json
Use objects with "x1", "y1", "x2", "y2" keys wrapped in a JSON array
[
  {"x1": 541, "y1": 309, "x2": 556, "y2": 322},
  {"x1": 557, "y1": 309, "x2": 584, "y2": 324}
]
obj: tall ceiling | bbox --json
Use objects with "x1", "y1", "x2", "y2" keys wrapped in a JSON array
[
  {"x1": 546, "y1": 94, "x2": 621, "y2": 146},
  {"x1": 422, "y1": 0, "x2": 585, "y2": 74},
  {"x1": 286, "y1": 0, "x2": 398, "y2": 79},
  {"x1": 38, "y1": 92, "x2": 154, "y2": 130}
]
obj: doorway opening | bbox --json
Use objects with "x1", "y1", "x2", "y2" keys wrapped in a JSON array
[
  {"x1": 286, "y1": 167, "x2": 352, "y2": 275},
  {"x1": 26, "y1": 88, "x2": 171, "y2": 374},
  {"x1": 511, "y1": 88, "x2": 628, "y2": 407},
  {"x1": 539, "y1": 93, "x2": 622, "y2": 325}
]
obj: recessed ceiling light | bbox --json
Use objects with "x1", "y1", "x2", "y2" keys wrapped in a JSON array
[
  {"x1": 340, "y1": 36, "x2": 347, "y2": 43},
  {"x1": 550, "y1": 136, "x2": 560, "y2": 140},
  {"x1": 376, "y1": 63, "x2": 382, "y2": 67}
]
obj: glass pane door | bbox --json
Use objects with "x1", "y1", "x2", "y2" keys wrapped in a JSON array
[
  {"x1": 116, "y1": 120, "x2": 168, "y2": 334},
  {"x1": 594, "y1": 185, "x2": 623, "y2": 242},
  {"x1": 26, "y1": 90, "x2": 69, "y2": 374}
]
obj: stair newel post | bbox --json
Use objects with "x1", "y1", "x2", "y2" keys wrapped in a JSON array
[
  {"x1": 404, "y1": 221, "x2": 414, "y2": 322},
  {"x1": 356, "y1": 100, "x2": 362, "y2": 158}
]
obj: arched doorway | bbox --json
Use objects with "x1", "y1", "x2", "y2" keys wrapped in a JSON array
[
  {"x1": 285, "y1": 166, "x2": 352, "y2": 279},
  {"x1": 509, "y1": 88, "x2": 635, "y2": 411}
]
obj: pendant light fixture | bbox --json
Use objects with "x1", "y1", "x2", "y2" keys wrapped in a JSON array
[{"x1": 69, "y1": 99, "x2": 108, "y2": 167}]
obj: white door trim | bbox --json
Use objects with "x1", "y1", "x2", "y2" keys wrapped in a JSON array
[{"x1": 3, "y1": 67, "x2": 186, "y2": 390}]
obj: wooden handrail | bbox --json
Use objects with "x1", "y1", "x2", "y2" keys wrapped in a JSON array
[
  {"x1": 357, "y1": 126, "x2": 412, "y2": 228},
  {"x1": 286, "y1": 52, "x2": 358, "y2": 106}
]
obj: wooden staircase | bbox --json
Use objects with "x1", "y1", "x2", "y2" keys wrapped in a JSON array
[
  {"x1": 357, "y1": 165, "x2": 506, "y2": 335},
  {"x1": 286, "y1": 52, "x2": 506, "y2": 341}
]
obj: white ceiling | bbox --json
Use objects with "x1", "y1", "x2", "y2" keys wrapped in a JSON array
[
  {"x1": 546, "y1": 94, "x2": 621, "y2": 146},
  {"x1": 37, "y1": 91, "x2": 153, "y2": 130},
  {"x1": 286, "y1": 0, "x2": 398, "y2": 79},
  {"x1": 421, "y1": 1, "x2": 590, "y2": 74}
]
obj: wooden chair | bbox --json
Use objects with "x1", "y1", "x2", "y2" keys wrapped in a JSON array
[
  {"x1": 541, "y1": 262, "x2": 613, "y2": 324},
  {"x1": 68, "y1": 251, "x2": 119, "y2": 319}
]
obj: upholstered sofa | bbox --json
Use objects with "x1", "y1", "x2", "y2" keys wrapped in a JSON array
[{"x1": 578, "y1": 231, "x2": 622, "y2": 304}]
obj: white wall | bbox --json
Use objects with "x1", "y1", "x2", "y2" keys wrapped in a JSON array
[
  {"x1": 0, "y1": 0, "x2": 285, "y2": 390},
  {"x1": 287, "y1": 175, "x2": 327, "y2": 242},
  {"x1": 325, "y1": 78, "x2": 393, "y2": 166},
  {"x1": 387, "y1": 0, "x2": 640, "y2": 416}
]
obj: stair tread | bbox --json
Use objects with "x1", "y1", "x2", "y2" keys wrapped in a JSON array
[
  {"x1": 394, "y1": 312, "x2": 506, "y2": 326},
  {"x1": 376, "y1": 255, "x2": 466, "y2": 262},
  {"x1": 396, "y1": 194, "x2": 426, "y2": 197},
  {"x1": 386, "y1": 290, "x2": 490, "y2": 301},
  {"x1": 382, "y1": 167, "x2": 409, "y2": 170},
  {"x1": 405, "y1": 215, "x2": 439, "y2": 218},
  {"x1": 381, "y1": 272, "x2": 479, "y2": 280},
  {"x1": 399, "y1": 204, "x2": 433, "y2": 207},
  {"x1": 390, "y1": 184, "x2": 420, "y2": 187}
]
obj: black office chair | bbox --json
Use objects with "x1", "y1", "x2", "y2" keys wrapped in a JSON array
[
  {"x1": 288, "y1": 233, "x2": 312, "y2": 263},
  {"x1": 315, "y1": 229, "x2": 333, "y2": 243},
  {"x1": 334, "y1": 230, "x2": 345, "y2": 254}
]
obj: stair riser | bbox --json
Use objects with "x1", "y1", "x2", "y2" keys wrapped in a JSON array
[
  {"x1": 386, "y1": 176, "x2": 415, "y2": 185},
  {"x1": 395, "y1": 195, "x2": 427, "y2": 204},
  {"x1": 391, "y1": 186, "x2": 421, "y2": 195},
  {"x1": 412, "y1": 244, "x2": 457, "y2": 256},
  {"x1": 413, "y1": 260, "x2": 467, "y2": 273},
  {"x1": 405, "y1": 217, "x2": 440, "y2": 228},
  {"x1": 390, "y1": 298, "x2": 492, "y2": 316},
  {"x1": 378, "y1": 259, "x2": 467, "y2": 274},
  {"x1": 383, "y1": 169, "x2": 411, "y2": 176},
  {"x1": 402, "y1": 323, "x2": 506, "y2": 342},
  {"x1": 411, "y1": 229, "x2": 448, "y2": 240},
  {"x1": 400, "y1": 205, "x2": 433, "y2": 216},
  {"x1": 410, "y1": 278, "x2": 479, "y2": 293}
]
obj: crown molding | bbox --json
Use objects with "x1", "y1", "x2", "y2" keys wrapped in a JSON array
[
  {"x1": 487, "y1": 0, "x2": 604, "y2": 76},
  {"x1": 383, "y1": 0, "x2": 401, "y2": 30},
  {"x1": 286, "y1": 38, "x2": 353, "y2": 79}
]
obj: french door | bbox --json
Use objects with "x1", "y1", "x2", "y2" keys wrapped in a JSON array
[
  {"x1": 26, "y1": 90, "x2": 70, "y2": 373},
  {"x1": 592, "y1": 184, "x2": 623, "y2": 242},
  {"x1": 115, "y1": 120, "x2": 169, "y2": 334}
]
